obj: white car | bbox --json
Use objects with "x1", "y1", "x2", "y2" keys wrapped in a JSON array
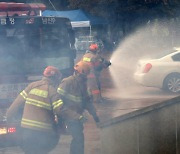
[{"x1": 134, "y1": 48, "x2": 180, "y2": 93}]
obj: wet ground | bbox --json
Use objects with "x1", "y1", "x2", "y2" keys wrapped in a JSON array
[{"x1": 1, "y1": 84, "x2": 176, "y2": 154}]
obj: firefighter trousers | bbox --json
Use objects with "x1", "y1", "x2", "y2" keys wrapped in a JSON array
[
  {"x1": 66, "y1": 120, "x2": 84, "y2": 154},
  {"x1": 87, "y1": 73, "x2": 101, "y2": 103}
]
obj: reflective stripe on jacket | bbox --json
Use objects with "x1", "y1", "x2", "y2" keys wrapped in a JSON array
[
  {"x1": 7, "y1": 77, "x2": 63, "y2": 132},
  {"x1": 57, "y1": 75, "x2": 97, "y2": 121},
  {"x1": 82, "y1": 52, "x2": 102, "y2": 68},
  {"x1": 57, "y1": 87, "x2": 82, "y2": 103}
]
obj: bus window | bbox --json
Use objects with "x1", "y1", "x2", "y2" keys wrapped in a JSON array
[
  {"x1": 0, "y1": 16, "x2": 75, "y2": 76},
  {"x1": 41, "y1": 26, "x2": 71, "y2": 57}
]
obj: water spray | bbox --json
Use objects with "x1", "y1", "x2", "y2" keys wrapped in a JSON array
[{"x1": 107, "y1": 20, "x2": 180, "y2": 99}]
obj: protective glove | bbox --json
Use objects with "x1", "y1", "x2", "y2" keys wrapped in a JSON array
[
  {"x1": 79, "y1": 115, "x2": 88, "y2": 123},
  {"x1": 54, "y1": 114, "x2": 58, "y2": 124}
]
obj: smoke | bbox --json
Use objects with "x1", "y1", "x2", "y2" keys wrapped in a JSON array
[{"x1": 109, "y1": 20, "x2": 180, "y2": 98}]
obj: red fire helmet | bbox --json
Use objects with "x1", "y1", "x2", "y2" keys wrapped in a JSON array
[
  {"x1": 43, "y1": 66, "x2": 61, "y2": 78},
  {"x1": 89, "y1": 43, "x2": 98, "y2": 52}
]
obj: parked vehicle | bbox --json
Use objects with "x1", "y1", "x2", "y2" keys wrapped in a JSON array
[
  {"x1": 0, "y1": 103, "x2": 21, "y2": 147},
  {"x1": 134, "y1": 48, "x2": 180, "y2": 93},
  {"x1": 0, "y1": 2, "x2": 76, "y2": 147}
]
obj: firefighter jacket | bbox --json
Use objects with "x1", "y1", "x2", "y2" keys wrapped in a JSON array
[
  {"x1": 57, "y1": 74, "x2": 98, "y2": 121},
  {"x1": 6, "y1": 77, "x2": 63, "y2": 132},
  {"x1": 82, "y1": 51, "x2": 109, "y2": 72},
  {"x1": 82, "y1": 51, "x2": 108, "y2": 98}
]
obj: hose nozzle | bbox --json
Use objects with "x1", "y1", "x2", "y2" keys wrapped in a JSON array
[{"x1": 105, "y1": 61, "x2": 111, "y2": 67}]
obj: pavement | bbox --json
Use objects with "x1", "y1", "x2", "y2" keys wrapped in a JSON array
[
  {"x1": 0, "y1": 88, "x2": 176, "y2": 154},
  {"x1": 51, "y1": 58, "x2": 178, "y2": 154},
  {"x1": 49, "y1": 86, "x2": 173, "y2": 154}
]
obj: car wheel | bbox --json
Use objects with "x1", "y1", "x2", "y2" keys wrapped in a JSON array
[{"x1": 163, "y1": 73, "x2": 180, "y2": 93}]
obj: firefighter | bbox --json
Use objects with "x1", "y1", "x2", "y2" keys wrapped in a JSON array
[
  {"x1": 82, "y1": 43, "x2": 111, "y2": 103},
  {"x1": 57, "y1": 61, "x2": 100, "y2": 154},
  {"x1": 6, "y1": 66, "x2": 63, "y2": 154}
]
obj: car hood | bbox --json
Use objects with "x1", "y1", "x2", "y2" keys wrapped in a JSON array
[
  {"x1": 138, "y1": 56, "x2": 172, "y2": 64},
  {"x1": 138, "y1": 59, "x2": 160, "y2": 64}
]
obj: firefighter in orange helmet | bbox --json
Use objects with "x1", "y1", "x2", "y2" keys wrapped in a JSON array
[
  {"x1": 57, "y1": 61, "x2": 100, "y2": 154},
  {"x1": 82, "y1": 43, "x2": 111, "y2": 103},
  {"x1": 6, "y1": 66, "x2": 63, "y2": 154}
]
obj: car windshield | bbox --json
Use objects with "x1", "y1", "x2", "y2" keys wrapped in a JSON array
[{"x1": 155, "y1": 49, "x2": 178, "y2": 59}]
